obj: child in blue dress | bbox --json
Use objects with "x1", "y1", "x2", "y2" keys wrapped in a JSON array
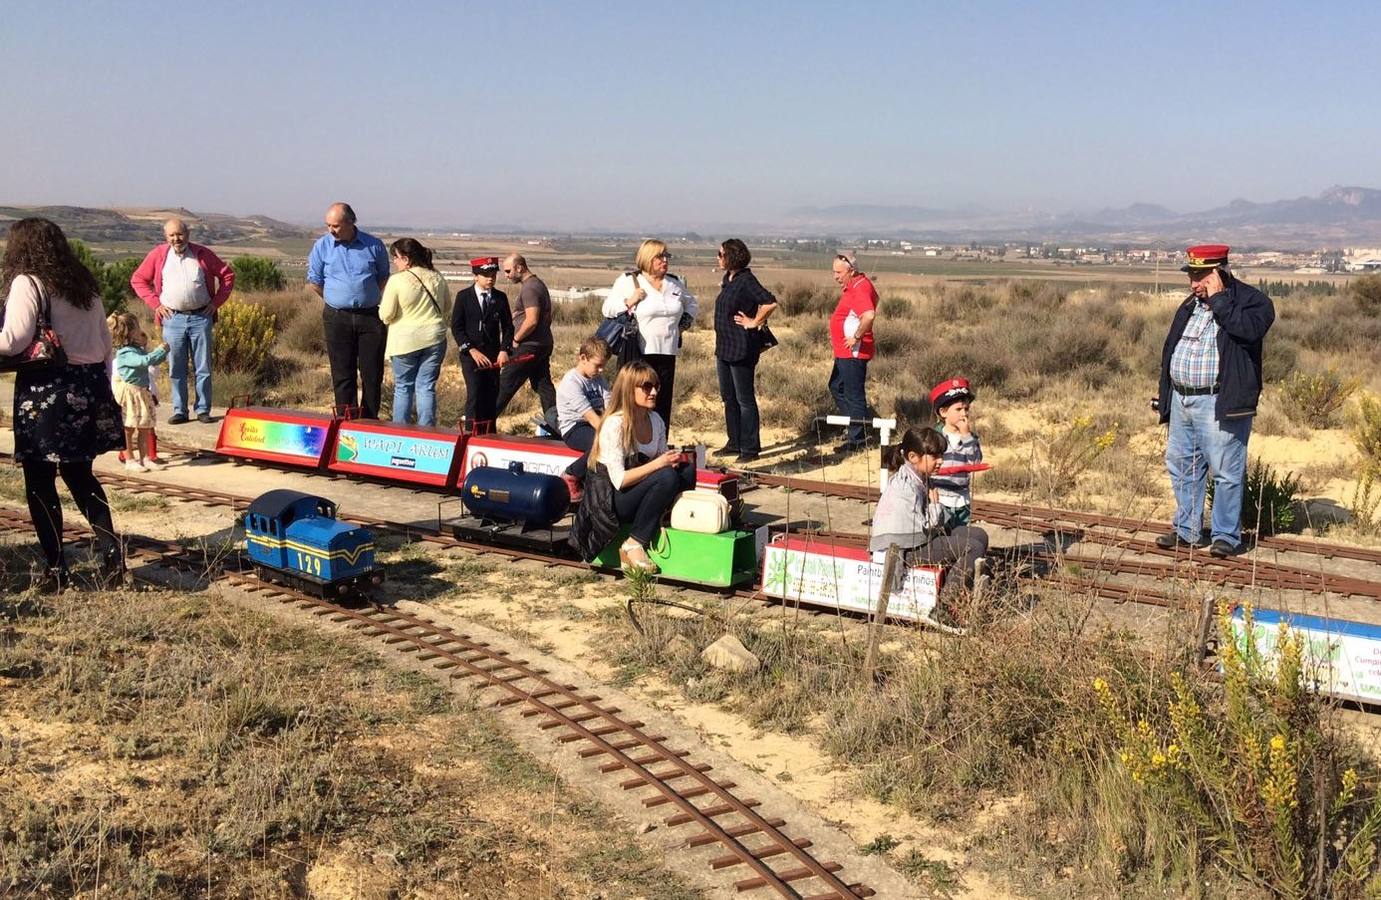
[{"x1": 107, "y1": 312, "x2": 169, "y2": 471}]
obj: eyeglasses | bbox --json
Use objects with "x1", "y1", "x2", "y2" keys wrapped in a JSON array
[
  {"x1": 655, "y1": 252, "x2": 672, "y2": 261},
  {"x1": 716, "y1": 249, "x2": 725, "y2": 257},
  {"x1": 501, "y1": 268, "x2": 513, "y2": 276},
  {"x1": 637, "y1": 381, "x2": 660, "y2": 393}
]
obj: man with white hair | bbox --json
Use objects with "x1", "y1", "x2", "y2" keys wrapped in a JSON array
[
  {"x1": 130, "y1": 218, "x2": 235, "y2": 424},
  {"x1": 827, "y1": 253, "x2": 877, "y2": 452}
]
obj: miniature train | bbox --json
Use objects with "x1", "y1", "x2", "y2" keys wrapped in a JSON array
[
  {"x1": 222, "y1": 405, "x2": 941, "y2": 613},
  {"x1": 244, "y1": 489, "x2": 384, "y2": 598}
]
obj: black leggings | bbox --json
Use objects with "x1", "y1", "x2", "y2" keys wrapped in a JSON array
[
  {"x1": 613, "y1": 464, "x2": 695, "y2": 545},
  {"x1": 22, "y1": 459, "x2": 119, "y2": 570}
]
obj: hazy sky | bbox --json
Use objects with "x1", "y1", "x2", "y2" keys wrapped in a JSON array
[{"x1": 3, "y1": 0, "x2": 1378, "y2": 230}]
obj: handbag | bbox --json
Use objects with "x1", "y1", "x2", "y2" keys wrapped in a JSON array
[
  {"x1": 670, "y1": 489, "x2": 731, "y2": 534},
  {"x1": 594, "y1": 271, "x2": 643, "y2": 359},
  {"x1": 757, "y1": 323, "x2": 779, "y2": 352},
  {"x1": 0, "y1": 276, "x2": 68, "y2": 373}
]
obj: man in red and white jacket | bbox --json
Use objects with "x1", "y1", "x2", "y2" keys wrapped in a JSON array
[{"x1": 130, "y1": 218, "x2": 235, "y2": 424}]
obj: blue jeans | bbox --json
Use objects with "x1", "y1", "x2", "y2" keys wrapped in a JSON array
[
  {"x1": 717, "y1": 357, "x2": 761, "y2": 455},
  {"x1": 163, "y1": 309, "x2": 213, "y2": 415},
  {"x1": 1165, "y1": 391, "x2": 1253, "y2": 548},
  {"x1": 390, "y1": 341, "x2": 445, "y2": 426},
  {"x1": 827, "y1": 358, "x2": 870, "y2": 443}
]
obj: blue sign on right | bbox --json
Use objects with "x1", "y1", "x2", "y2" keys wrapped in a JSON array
[{"x1": 1232, "y1": 607, "x2": 1381, "y2": 705}]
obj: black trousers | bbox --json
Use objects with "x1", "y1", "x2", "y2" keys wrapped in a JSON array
[
  {"x1": 323, "y1": 305, "x2": 386, "y2": 419},
  {"x1": 460, "y1": 353, "x2": 500, "y2": 428},
  {"x1": 642, "y1": 353, "x2": 677, "y2": 433},
  {"x1": 22, "y1": 459, "x2": 119, "y2": 571},
  {"x1": 613, "y1": 464, "x2": 696, "y2": 546},
  {"x1": 562, "y1": 422, "x2": 597, "y2": 481},
  {"x1": 903, "y1": 526, "x2": 990, "y2": 590},
  {"x1": 495, "y1": 343, "x2": 557, "y2": 420}
]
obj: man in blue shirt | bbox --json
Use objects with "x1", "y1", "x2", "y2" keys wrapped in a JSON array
[{"x1": 307, "y1": 202, "x2": 391, "y2": 418}]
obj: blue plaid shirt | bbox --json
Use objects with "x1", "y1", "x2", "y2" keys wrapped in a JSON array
[{"x1": 1168, "y1": 300, "x2": 1220, "y2": 390}]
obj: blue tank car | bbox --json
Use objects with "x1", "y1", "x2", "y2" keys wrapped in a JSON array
[{"x1": 244, "y1": 489, "x2": 383, "y2": 598}]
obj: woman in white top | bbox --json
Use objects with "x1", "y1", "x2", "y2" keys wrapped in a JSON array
[
  {"x1": 601, "y1": 239, "x2": 698, "y2": 432},
  {"x1": 588, "y1": 360, "x2": 695, "y2": 573}
]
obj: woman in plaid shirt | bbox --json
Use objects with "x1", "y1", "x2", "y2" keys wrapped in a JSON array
[{"x1": 711, "y1": 239, "x2": 777, "y2": 463}]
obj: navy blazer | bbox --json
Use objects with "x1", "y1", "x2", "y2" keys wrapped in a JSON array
[
  {"x1": 1157, "y1": 276, "x2": 1275, "y2": 422},
  {"x1": 451, "y1": 286, "x2": 514, "y2": 358}
]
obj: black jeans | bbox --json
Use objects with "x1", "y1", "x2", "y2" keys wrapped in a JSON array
[
  {"x1": 613, "y1": 464, "x2": 695, "y2": 545},
  {"x1": 640, "y1": 353, "x2": 678, "y2": 433},
  {"x1": 562, "y1": 422, "x2": 597, "y2": 481},
  {"x1": 903, "y1": 526, "x2": 989, "y2": 590},
  {"x1": 323, "y1": 305, "x2": 386, "y2": 419},
  {"x1": 827, "y1": 357, "x2": 870, "y2": 444},
  {"x1": 716, "y1": 356, "x2": 761, "y2": 455},
  {"x1": 460, "y1": 352, "x2": 500, "y2": 427},
  {"x1": 495, "y1": 343, "x2": 557, "y2": 419},
  {"x1": 22, "y1": 459, "x2": 119, "y2": 571}
]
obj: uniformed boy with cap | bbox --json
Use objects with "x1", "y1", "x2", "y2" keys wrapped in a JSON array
[
  {"x1": 450, "y1": 256, "x2": 514, "y2": 428},
  {"x1": 929, "y1": 377, "x2": 983, "y2": 527}
]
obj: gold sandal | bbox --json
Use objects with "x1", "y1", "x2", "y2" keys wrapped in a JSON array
[{"x1": 618, "y1": 539, "x2": 659, "y2": 574}]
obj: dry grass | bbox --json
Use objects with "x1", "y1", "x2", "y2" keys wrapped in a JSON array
[{"x1": 0, "y1": 569, "x2": 697, "y2": 898}]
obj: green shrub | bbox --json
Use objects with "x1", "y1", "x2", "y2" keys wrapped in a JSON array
[
  {"x1": 1353, "y1": 393, "x2": 1381, "y2": 473},
  {"x1": 1282, "y1": 369, "x2": 1361, "y2": 428},
  {"x1": 211, "y1": 301, "x2": 276, "y2": 376},
  {"x1": 229, "y1": 256, "x2": 286, "y2": 293},
  {"x1": 1094, "y1": 603, "x2": 1381, "y2": 897},
  {"x1": 1243, "y1": 459, "x2": 1302, "y2": 535},
  {"x1": 68, "y1": 239, "x2": 137, "y2": 315}
]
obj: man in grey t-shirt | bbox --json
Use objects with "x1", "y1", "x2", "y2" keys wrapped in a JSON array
[{"x1": 496, "y1": 253, "x2": 557, "y2": 424}]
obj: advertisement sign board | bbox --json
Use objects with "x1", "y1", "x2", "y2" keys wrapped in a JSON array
[{"x1": 759, "y1": 535, "x2": 941, "y2": 621}]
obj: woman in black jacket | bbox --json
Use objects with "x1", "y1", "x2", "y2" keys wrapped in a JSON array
[{"x1": 712, "y1": 239, "x2": 777, "y2": 463}]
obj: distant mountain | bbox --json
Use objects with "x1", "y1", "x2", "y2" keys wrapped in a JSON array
[
  {"x1": 780, "y1": 187, "x2": 1381, "y2": 246},
  {"x1": 0, "y1": 205, "x2": 312, "y2": 246}
]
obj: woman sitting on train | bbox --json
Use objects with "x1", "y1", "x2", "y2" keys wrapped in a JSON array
[
  {"x1": 871, "y1": 427, "x2": 989, "y2": 628},
  {"x1": 568, "y1": 360, "x2": 695, "y2": 574}
]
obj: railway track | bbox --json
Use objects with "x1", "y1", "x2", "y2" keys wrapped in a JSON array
[
  {"x1": 742, "y1": 470, "x2": 1381, "y2": 602},
  {"x1": 0, "y1": 504, "x2": 876, "y2": 899}
]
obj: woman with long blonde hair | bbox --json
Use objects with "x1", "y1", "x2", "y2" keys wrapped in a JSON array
[{"x1": 576, "y1": 360, "x2": 694, "y2": 573}]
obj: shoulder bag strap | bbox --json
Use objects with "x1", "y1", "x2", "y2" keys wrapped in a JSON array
[
  {"x1": 24, "y1": 275, "x2": 53, "y2": 329},
  {"x1": 406, "y1": 270, "x2": 442, "y2": 317}
]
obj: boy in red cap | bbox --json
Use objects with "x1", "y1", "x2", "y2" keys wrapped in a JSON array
[{"x1": 929, "y1": 378, "x2": 982, "y2": 527}]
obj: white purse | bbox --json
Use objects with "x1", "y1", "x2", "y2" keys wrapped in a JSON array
[{"x1": 669, "y1": 489, "x2": 730, "y2": 534}]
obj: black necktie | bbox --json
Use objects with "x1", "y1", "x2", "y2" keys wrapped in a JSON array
[{"x1": 479, "y1": 291, "x2": 489, "y2": 313}]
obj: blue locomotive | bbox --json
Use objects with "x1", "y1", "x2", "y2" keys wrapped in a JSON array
[{"x1": 244, "y1": 489, "x2": 383, "y2": 598}]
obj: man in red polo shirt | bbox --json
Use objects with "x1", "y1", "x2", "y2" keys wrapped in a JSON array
[{"x1": 827, "y1": 254, "x2": 877, "y2": 452}]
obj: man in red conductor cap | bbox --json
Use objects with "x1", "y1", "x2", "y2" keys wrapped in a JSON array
[
  {"x1": 1155, "y1": 244, "x2": 1274, "y2": 558},
  {"x1": 450, "y1": 257, "x2": 514, "y2": 428}
]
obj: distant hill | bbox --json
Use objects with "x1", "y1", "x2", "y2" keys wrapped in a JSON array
[
  {"x1": 782, "y1": 186, "x2": 1381, "y2": 246},
  {"x1": 0, "y1": 205, "x2": 312, "y2": 246}
]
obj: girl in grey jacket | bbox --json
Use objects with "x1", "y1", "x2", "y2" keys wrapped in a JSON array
[{"x1": 870, "y1": 428, "x2": 989, "y2": 597}]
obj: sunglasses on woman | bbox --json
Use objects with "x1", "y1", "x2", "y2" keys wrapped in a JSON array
[{"x1": 637, "y1": 381, "x2": 660, "y2": 393}]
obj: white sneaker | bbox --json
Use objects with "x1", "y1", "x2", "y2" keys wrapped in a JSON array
[
  {"x1": 125, "y1": 460, "x2": 144, "y2": 472},
  {"x1": 143, "y1": 457, "x2": 168, "y2": 469}
]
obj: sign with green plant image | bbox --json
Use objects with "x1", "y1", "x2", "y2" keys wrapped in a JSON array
[
  {"x1": 1230, "y1": 606, "x2": 1381, "y2": 704},
  {"x1": 760, "y1": 536, "x2": 939, "y2": 621}
]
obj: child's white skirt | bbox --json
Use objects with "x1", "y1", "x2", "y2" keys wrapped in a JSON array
[{"x1": 112, "y1": 379, "x2": 156, "y2": 429}]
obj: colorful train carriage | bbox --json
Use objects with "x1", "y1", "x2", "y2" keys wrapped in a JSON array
[{"x1": 244, "y1": 489, "x2": 383, "y2": 597}]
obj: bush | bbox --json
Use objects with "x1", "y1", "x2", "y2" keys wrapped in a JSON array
[
  {"x1": 68, "y1": 239, "x2": 137, "y2": 315},
  {"x1": 1243, "y1": 460, "x2": 1302, "y2": 536},
  {"x1": 1353, "y1": 274, "x2": 1381, "y2": 315},
  {"x1": 1094, "y1": 603, "x2": 1381, "y2": 897},
  {"x1": 211, "y1": 301, "x2": 276, "y2": 376},
  {"x1": 1353, "y1": 393, "x2": 1381, "y2": 474},
  {"x1": 1282, "y1": 369, "x2": 1361, "y2": 428},
  {"x1": 229, "y1": 256, "x2": 286, "y2": 293}
]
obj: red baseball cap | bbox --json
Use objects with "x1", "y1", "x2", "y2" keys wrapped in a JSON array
[
  {"x1": 930, "y1": 377, "x2": 975, "y2": 413},
  {"x1": 470, "y1": 256, "x2": 500, "y2": 274},
  {"x1": 1180, "y1": 244, "x2": 1230, "y2": 272}
]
